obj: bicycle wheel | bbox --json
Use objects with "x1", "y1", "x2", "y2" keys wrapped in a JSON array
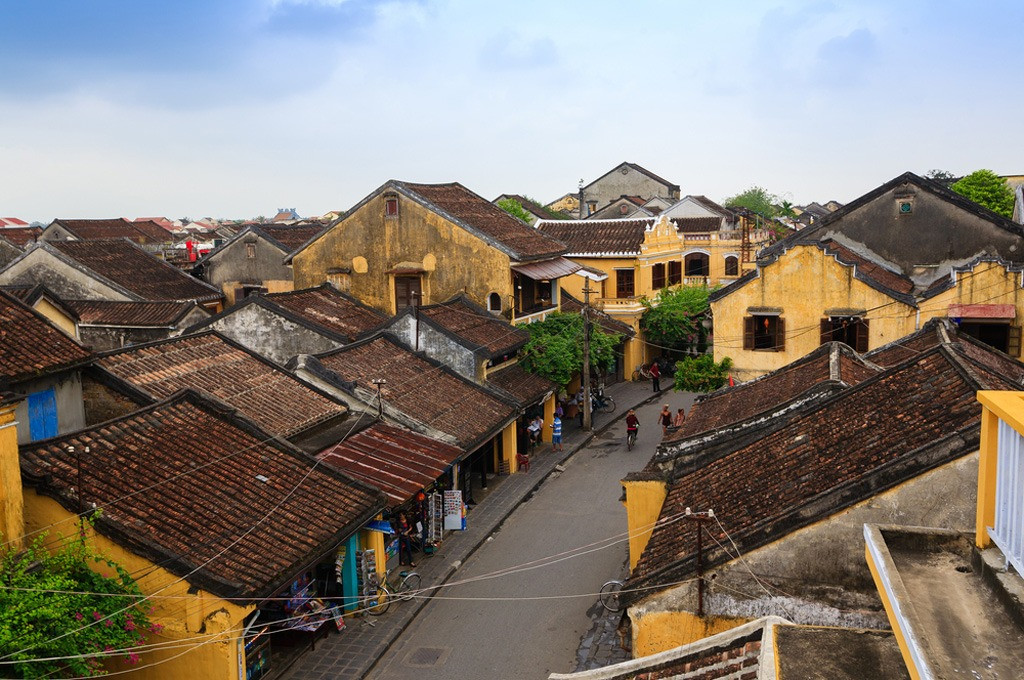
[
  {"x1": 599, "y1": 396, "x2": 616, "y2": 413},
  {"x1": 399, "y1": 572, "x2": 422, "y2": 601},
  {"x1": 366, "y1": 586, "x2": 391, "y2": 615},
  {"x1": 599, "y1": 580, "x2": 623, "y2": 612},
  {"x1": 627, "y1": 431, "x2": 636, "y2": 451}
]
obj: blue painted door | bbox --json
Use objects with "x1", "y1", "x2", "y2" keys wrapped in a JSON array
[{"x1": 27, "y1": 387, "x2": 58, "y2": 441}]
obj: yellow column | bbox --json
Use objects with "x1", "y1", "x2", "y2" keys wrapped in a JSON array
[
  {"x1": 502, "y1": 422, "x2": 519, "y2": 473},
  {"x1": 624, "y1": 337, "x2": 645, "y2": 380},
  {"x1": 623, "y1": 479, "x2": 669, "y2": 570},
  {"x1": 542, "y1": 394, "x2": 555, "y2": 442},
  {"x1": 0, "y1": 399, "x2": 24, "y2": 549},
  {"x1": 976, "y1": 405, "x2": 999, "y2": 548},
  {"x1": 361, "y1": 522, "x2": 387, "y2": 578}
]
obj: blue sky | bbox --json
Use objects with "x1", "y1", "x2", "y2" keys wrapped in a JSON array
[{"x1": 1, "y1": 0, "x2": 1022, "y2": 221}]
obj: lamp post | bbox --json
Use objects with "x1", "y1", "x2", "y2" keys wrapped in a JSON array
[{"x1": 371, "y1": 378, "x2": 386, "y2": 420}]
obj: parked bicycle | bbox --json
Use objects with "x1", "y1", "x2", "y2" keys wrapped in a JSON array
[
  {"x1": 592, "y1": 393, "x2": 616, "y2": 414},
  {"x1": 365, "y1": 567, "x2": 422, "y2": 616},
  {"x1": 599, "y1": 579, "x2": 623, "y2": 612},
  {"x1": 632, "y1": 364, "x2": 653, "y2": 382}
]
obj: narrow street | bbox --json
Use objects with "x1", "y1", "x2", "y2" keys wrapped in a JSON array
[{"x1": 366, "y1": 393, "x2": 694, "y2": 679}]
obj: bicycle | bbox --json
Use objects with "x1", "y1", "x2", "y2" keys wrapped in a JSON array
[
  {"x1": 365, "y1": 567, "x2": 422, "y2": 616},
  {"x1": 593, "y1": 393, "x2": 616, "y2": 413},
  {"x1": 599, "y1": 579, "x2": 623, "y2": 612},
  {"x1": 632, "y1": 364, "x2": 653, "y2": 382},
  {"x1": 626, "y1": 427, "x2": 638, "y2": 451}
]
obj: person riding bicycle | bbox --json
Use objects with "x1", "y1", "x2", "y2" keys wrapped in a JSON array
[{"x1": 625, "y1": 409, "x2": 639, "y2": 443}]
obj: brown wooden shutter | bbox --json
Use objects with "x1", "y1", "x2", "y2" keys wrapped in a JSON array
[
  {"x1": 820, "y1": 319, "x2": 832, "y2": 345},
  {"x1": 1009, "y1": 325, "x2": 1022, "y2": 357},
  {"x1": 743, "y1": 316, "x2": 755, "y2": 350},
  {"x1": 775, "y1": 317, "x2": 786, "y2": 351},
  {"x1": 855, "y1": 318, "x2": 870, "y2": 353}
]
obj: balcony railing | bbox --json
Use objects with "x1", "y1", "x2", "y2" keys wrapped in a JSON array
[{"x1": 991, "y1": 419, "x2": 1024, "y2": 576}]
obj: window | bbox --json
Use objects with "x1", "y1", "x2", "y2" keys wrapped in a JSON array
[
  {"x1": 956, "y1": 321, "x2": 1020, "y2": 356},
  {"x1": 820, "y1": 316, "x2": 869, "y2": 352},
  {"x1": 652, "y1": 263, "x2": 666, "y2": 290},
  {"x1": 245, "y1": 243, "x2": 256, "y2": 259},
  {"x1": 615, "y1": 269, "x2": 635, "y2": 298},
  {"x1": 587, "y1": 201, "x2": 597, "y2": 216},
  {"x1": 384, "y1": 194, "x2": 399, "y2": 218},
  {"x1": 487, "y1": 292, "x2": 502, "y2": 314},
  {"x1": 684, "y1": 253, "x2": 709, "y2": 277},
  {"x1": 237, "y1": 284, "x2": 267, "y2": 300},
  {"x1": 394, "y1": 275, "x2": 421, "y2": 311},
  {"x1": 744, "y1": 315, "x2": 785, "y2": 351},
  {"x1": 27, "y1": 387, "x2": 58, "y2": 441},
  {"x1": 619, "y1": 204, "x2": 629, "y2": 215},
  {"x1": 724, "y1": 255, "x2": 739, "y2": 277},
  {"x1": 668, "y1": 261, "x2": 682, "y2": 285}
]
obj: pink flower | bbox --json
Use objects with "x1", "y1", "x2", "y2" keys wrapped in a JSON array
[
  {"x1": 92, "y1": 611, "x2": 102, "y2": 621},
  {"x1": 149, "y1": 623, "x2": 164, "y2": 634},
  {"x1": 104, "y1": 619, "x2": 113, "y2": 627},
  {"x1": 104, "y1": 645, "x2": 114, "y2": 653},
  {"x1": 124, "y1": 621, "x2": 136, "y2": 632},
  {"x1": 74, "y1": 612, "x2": 84, "y2": 621},
  {"x1": 126, "y1": 653, "x2": 141, "y2": 665}
]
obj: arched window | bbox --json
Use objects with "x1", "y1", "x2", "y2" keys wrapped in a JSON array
[
  {"x1": 724, "y1": 255, "x2": 739, "y2": 276},
  {"x1": 488, "y1": 292, "x2": 502, "y2": 313},
  {"x1": 684, "y1": 252, "x2": 709, "y2": 277}
]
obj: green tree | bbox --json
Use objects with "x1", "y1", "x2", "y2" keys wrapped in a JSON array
[
  {"x1": 519, "y1": 312, "x2": 620, "y2": 386},
  {"x1": 673, "y1": 354, "x2": 733, "y2": 393},
  {"x1": 724, "y1": 186, "x2": 779, "y2": 218},
  {"x1": 639, "y1": 285, "x2": 712, "y2": 354},
  {"x1": 925, "y1": 169, "x2": 958, "y2": 187},
  {"x1": 496, "y1": 198, "x2": 534, "y2": 224},
  {"x1": 0, "y1": 533, "x2": 155, "y2": 678},
  {"x1": 951, "y1": 169, "x2": 1015, "y2": 218}
]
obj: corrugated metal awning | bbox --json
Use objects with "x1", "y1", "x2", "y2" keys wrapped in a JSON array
[
  {"x1": 511, "y1": 256, "x2": 581, "y2": 281},
  {"x1": 948, "y1": 303, "x2": 1016, "y2": 320}
]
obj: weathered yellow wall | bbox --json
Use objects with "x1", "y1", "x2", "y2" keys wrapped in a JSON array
[
  {"x1": 631, "y1": 609, "x2": 749, "y2": 656},
  {"x1": 622, "y1": 479, "x2": 668, "y2": 571},
  {"x1": 33, "y1": 298, "x2": 79, "y2": 339},
  {"x1": 711, "y1": 244, "x2": 914, "y2": 379},
  {"x1": 0, "y1": 402, "x2": 23, "y2": 548},
  {"x1": 292, "y1": 193, "x2": 513, "y2": 314},
  {"x1": 221, "y1": 279, "x2": 293, "y2": 307},
  {"x1": 502, "y1": 422, "x2": 519, "y2": 473},
  {"x1": 23, "y1": 491, "x2": 254, "y2": 680},
  {"x1": 924, "y1": 261, "x2": 1024, "y2": 356}
]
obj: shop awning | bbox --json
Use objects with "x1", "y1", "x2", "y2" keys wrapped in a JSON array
[
  {"x1": 947, "y1": 303, "x2": 1016, "y2": 320},
  {"x1": 318, "y1": 422, "x2": 463, "y2": 507},
  {"x1": 511, "y1": 256, "x2": 581, "y2": 281}
]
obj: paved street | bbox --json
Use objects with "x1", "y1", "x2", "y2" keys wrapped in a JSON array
[{"x1": 365, "y1": 392, "x2": 694, "y2": 679}]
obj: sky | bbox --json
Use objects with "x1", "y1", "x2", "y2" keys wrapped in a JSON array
[{"x1": 1, "y1": 0, "x2": 1022, "y2": 222}]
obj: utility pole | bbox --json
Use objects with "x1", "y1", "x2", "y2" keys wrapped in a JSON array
[
  {"x1": 581, "y1": 283, "x2": 594, "y2": 431},
  {"x1": 371, "y1": 378, "x2": 386, "y2": 420},
  {"x1": 683, "y1": 507, "x2": 715, "y2": 617}
]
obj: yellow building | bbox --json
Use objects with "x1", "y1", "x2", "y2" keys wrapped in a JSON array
[
  {"x1": 537, "y1": 215, "x2": 770, "y2": 375},
  {"x1": 287, "y1": 180, "x2": 580, "y2": 321},
  {"x1": 16, "y1": 391, "x2": 385, "y2": 680},
  {"x1": 712, "y1": 172, "x2": 1024, "y2": 380}
]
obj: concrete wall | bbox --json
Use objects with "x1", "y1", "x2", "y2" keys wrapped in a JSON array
[
  {"x1": 202, "y1": 234, "x2": 295, "y2": 306},
  {"x1": 201, "y1": 303, "x2": 343, "y2": 365},
  {"x1": 0, "y1": 239, "x2": 22, "y2": 268},
  {"x1": 662, "y1": 198, "x2": 724, "y2": 221},
  {"x1": 0, "y1": 248, "x2": 132, "y2": 301},
  {"x1": 583, "y1": 166, "x2": 678, "y2": 214},
  {"x1": 387, "y1": 314, "x2": 481, "y2": 381},
  {"x1": 628, "y1": 452, "x2": 978, "y2": 654},
  {"x1": 292, "y1": 191, "x2": 514, "y2": 315},
  {"x1": 82, "y1": 372, "x2": 147, "y2": 426},
  {"x1": 13, "y1": 371, "x2": 85, "y2": 444}
]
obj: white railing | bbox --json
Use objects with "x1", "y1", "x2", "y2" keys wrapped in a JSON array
[{"x1": 992, "y1": 419, "x2": 1024, "y2": 575}]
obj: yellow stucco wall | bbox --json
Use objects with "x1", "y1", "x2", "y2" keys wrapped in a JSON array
[
  {"x1": 622, "y1": 479, "x2": 669, "y2": 571},
  {"x1": 221, "y1": 278, "x2": 293, "y2": 306},
  {"x1": 711, "y1": 244, "x2": 914, "y2": 379},
  {"x1": 631, "y1": 609, "x2": 750, "y2": 656},
  {"x1": 923, "y1": 261, "x2": 1024, "y2": 341},
  {"x1": 292, "y1": 192, "x2": 513, "y2": 315},
  {"x1": 0, "y1": 401, "x2": 23, "y2": 548},
  {"x1": 23, "y1": 491, "x2": 254, "y2": 680},
  {"x1": 33, "y1": 298, "x2": 79, "y2": 339}
]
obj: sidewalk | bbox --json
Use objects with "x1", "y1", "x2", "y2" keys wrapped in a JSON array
[{"x1": 280, "y1": 378, "x2": 665, "y2": 680}]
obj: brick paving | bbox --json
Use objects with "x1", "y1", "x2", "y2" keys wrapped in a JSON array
[{"x1": 279, "y1": 378, "x2": 665, "y2": 680}]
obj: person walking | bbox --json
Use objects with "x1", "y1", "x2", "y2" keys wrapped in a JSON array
[
  {"x1": 658, "y1": 404, "x2": 672, "y2": 435},
  {"x1": 551, "y1": 414, "x2": 563, "y2": 452},
  {"x1": 673, "y1": 407, "x2": 686, "y2": 428},
  {"x1": 397, "y1": 511, "x2": 416, "y2": 567},
  {"x1": 650, "y1": 360, "x2": 661, "y2": 392}
]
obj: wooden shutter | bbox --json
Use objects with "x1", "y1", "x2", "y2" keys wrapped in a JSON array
[
  {"x1": 1009, "y1": 325, "x2": 1022, "y2": 357},
  {"x1": 652, "y1": 263, "x2": 665, "y2": 289},
  {"x1": 775, "y1": 317, "x2": 786, "y2": 351},
  {"x1": 820, "y1": 319, "x2": 832, "y2": 345},
  {"x1": 855, "y1": 318, "x2": 870, "y2": 353},
  {"x1": 743, "y1": 316, "x2": 755, "y2": 350}
]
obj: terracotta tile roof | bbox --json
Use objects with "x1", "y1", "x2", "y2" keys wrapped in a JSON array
[
  {"x1": 319, "y1": 421, "x2": 462, "y2": 507},
  {"x1": 417, "y1": 295, "x2": 528, "y2": 359},
  {"x1": 688, "y1": 195, "x2": 733, "y2": 218},
  {"x1": 535, "y1": 218, "x2": 655, "y2": 255},
  {"x1": 96, "y1": 332, "x2": 346, "y2": 438},
  {"x1": 19, "y1": 391, "x2": 385, "y2": 602},
  {"x1": 559, "y1": 289, "x2": 636, "y2": 337},
  {"x1": 671, "y1": 216, "x2": 722, "y2": 233},
  {"x1": 626, "y1": 344, "x2": 1008, "y2": 601},
  {"x1": 401, "y1": 182, "x2": 568, "y2": 261},
  {"x1": 485, "y1": 363, "x2": 555, "y2": 407},
  {"x1": 0, "y1": 217, "x2": 29, "y2": 227},
  {"x1": 51, "y1": 218, "x2": 170, "y2": 244},
  {"x1": 65, "y1": 299, "x2": 200, "y2": 327},
  {"x1": 265, "y1": 284, "x2": 387, "y2": 342},
  {"x1": 256, "y1": 224, "x2": 324, "y2": 252},
  {"x1": 0, "y1": 289, "x2": 92, "y2": 383},
  {"x1": 820, "y1": 240, "x2": 915, "y2": 297},
  {"x1": 133, "y1": 217, "x2": 176, "y2": 232},
  {"x1": 0, "y1": 226, "x2": 42, "y2": 246},
  {"x1": 316, "y1": 334, "x2": 515, "y2": 450},
  {"x1": 49, "y1": 239, "x2": 223, "y2": 303}
]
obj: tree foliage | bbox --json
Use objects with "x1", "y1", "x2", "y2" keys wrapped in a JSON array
[
  {"x1": 673, "y1": 354, "x2": 733, "y2": 393},
  {"x1": 925, "y1": 169, "x2": 957, "y2": 187},
  {"x1": 0, "y1": 532, "x2": 156, "y2": 678},
  {"x1": 951, "y1": 169, "x2": 1015, "y2": 218},
  {"x1": 724, "y1": 186, "x2": 779, "y2": 218},
  {"x1": 496, "y1": 198, "x2": 534, "y2": 224},
  {"x1": 639, "y1": 285, "x2": 711, "y2": 354},
  {"x1": 519, "y1": 312, "x2": 620, "y2": 386}
]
